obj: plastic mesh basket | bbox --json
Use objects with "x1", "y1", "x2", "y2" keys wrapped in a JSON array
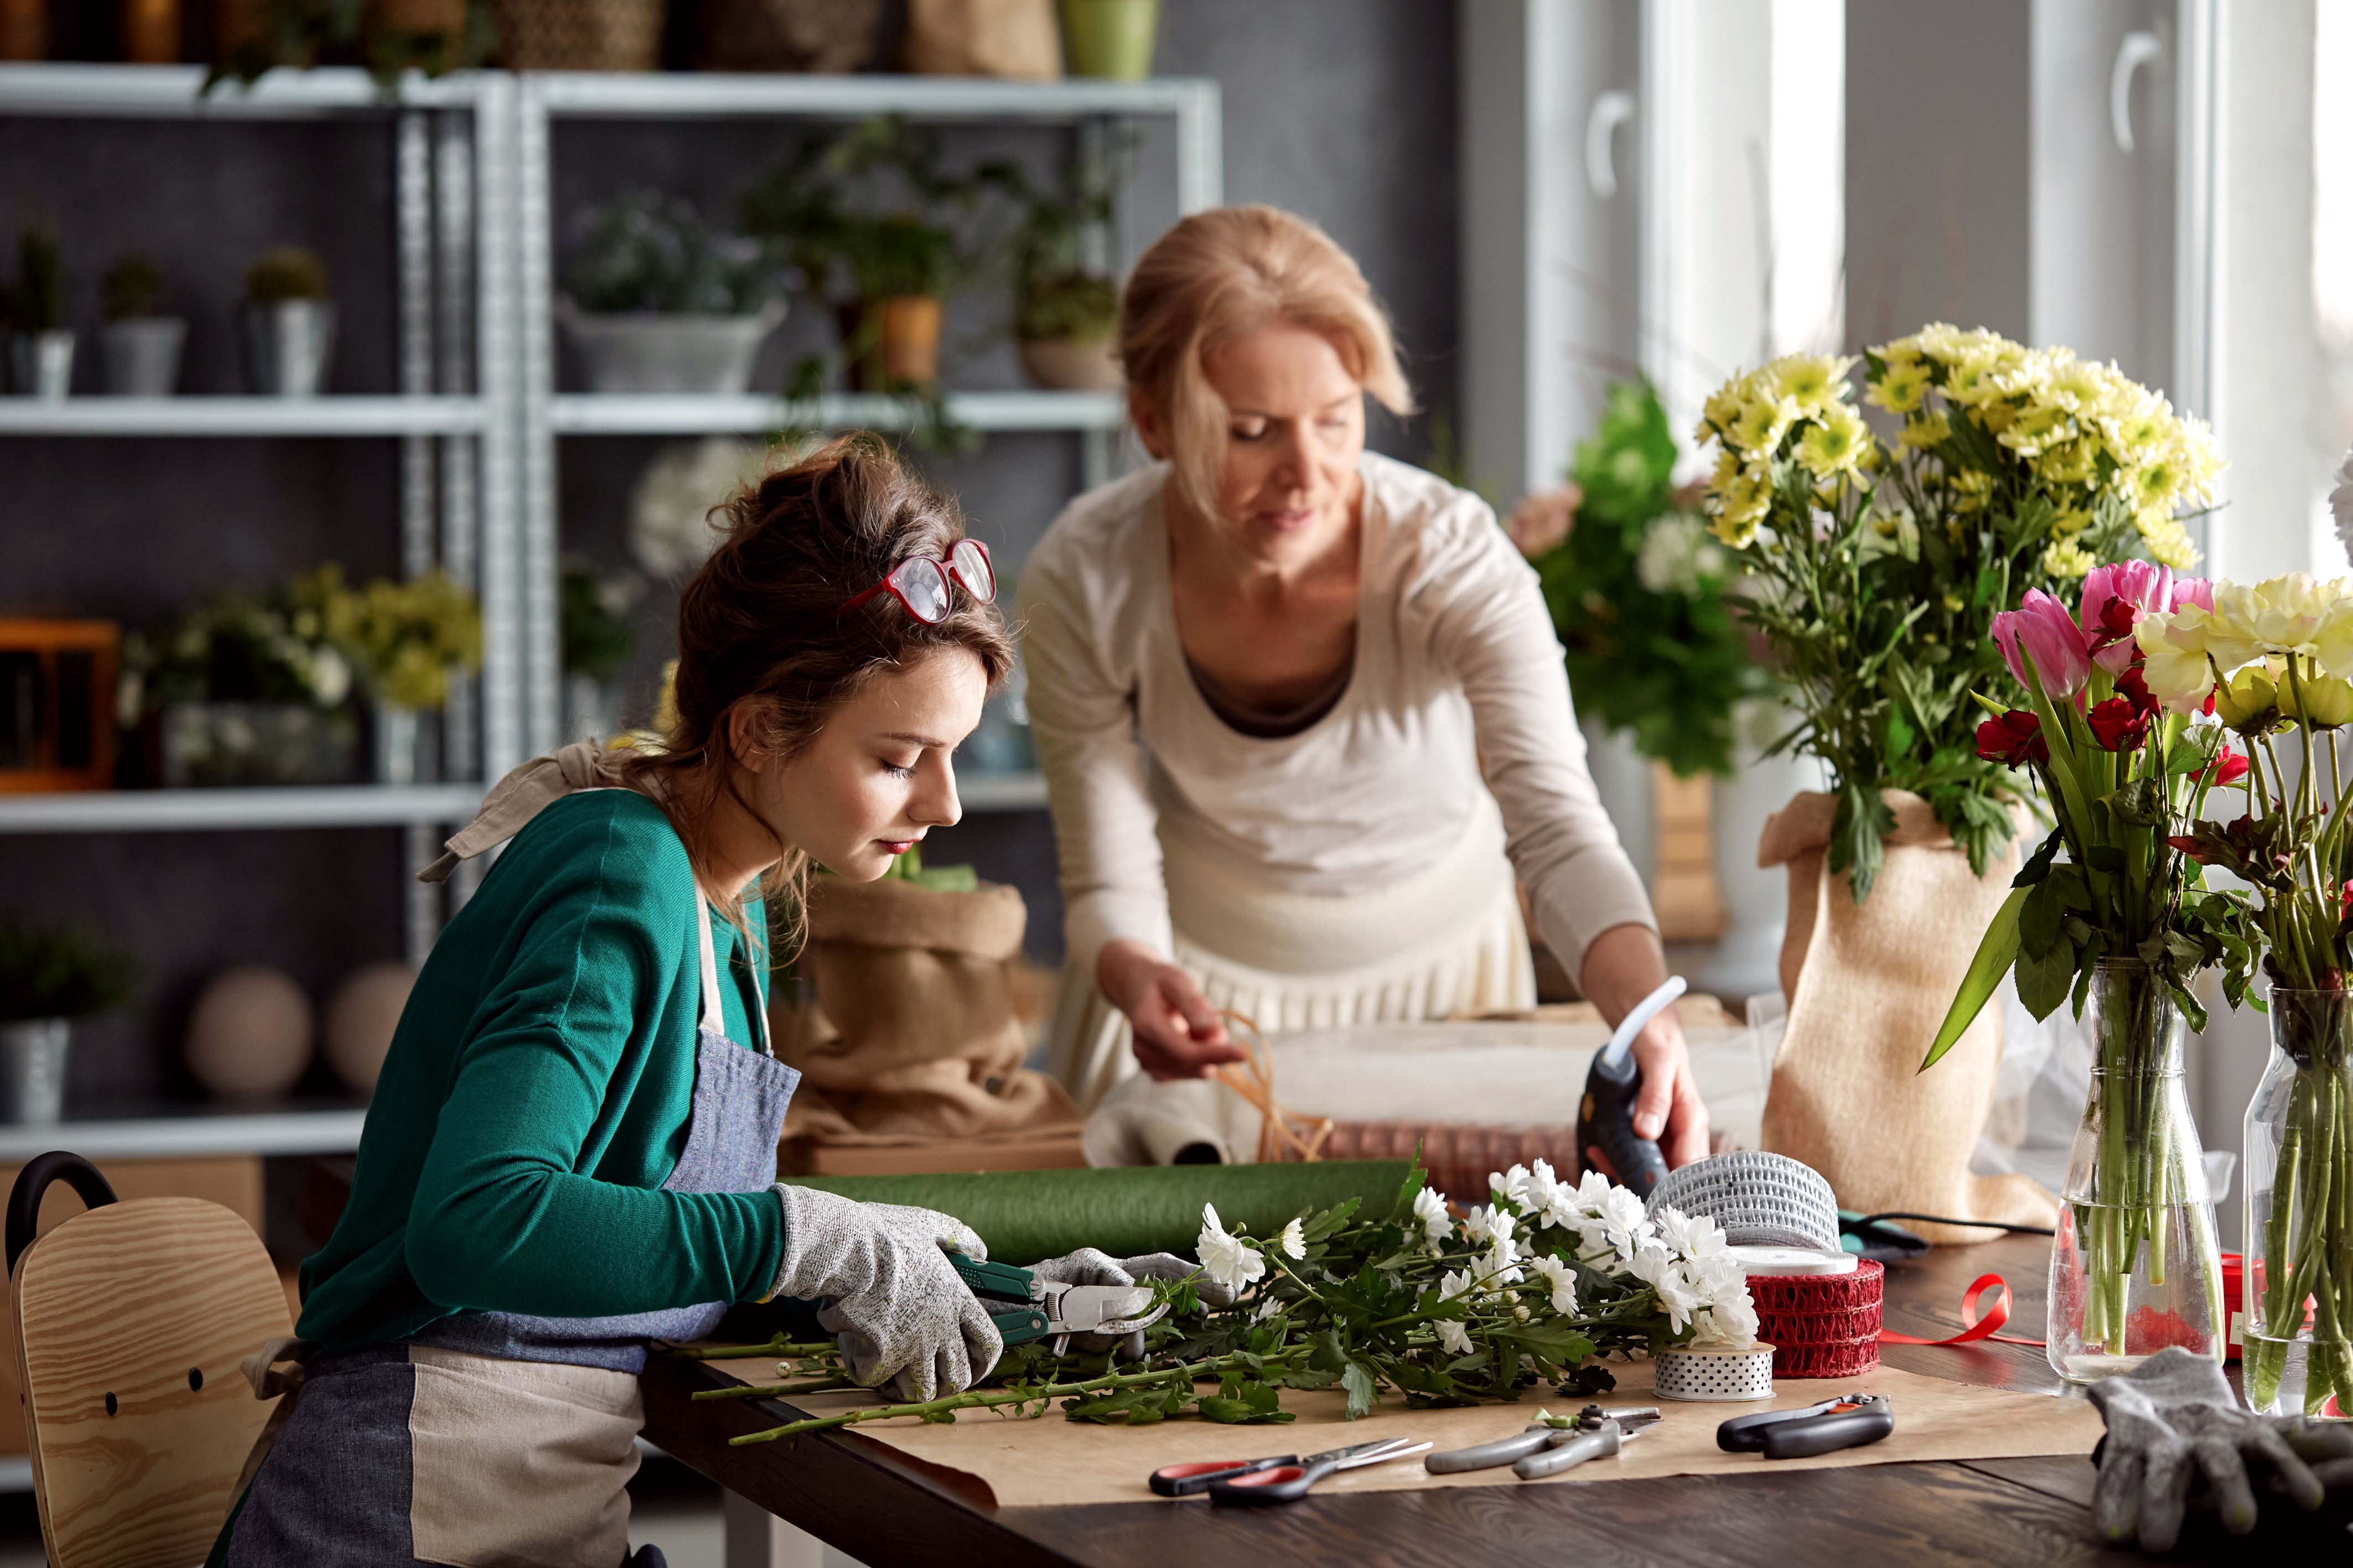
[{"x1": 1645, "y1": 1150, "x2": 1840, "y2": 1252}]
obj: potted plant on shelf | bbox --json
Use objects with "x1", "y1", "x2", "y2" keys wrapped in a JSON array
[
  {"x1": 99, "y1": 253, "x2": 184, "y2": 396},
  {"x1": 992, "y1": 145, "x2": 1131, "y2": 391},
  {"x1": 121, "y1": 581, "x2": 362, "y2": 787},
  {"x1": 0, "y1": 921, "x2": 131, "y2": 1126},
  {"x1": 1056, "y1": 0, "x2": 1157, "y2": 80},
  {"x1": 210, "y1": 0, "x2": 491, "y2": 88},
  {"x1": 558, "y1": 191, "x2": 789, "y2": 396},
  {"x1": 3, "y1": 221, "x2": 73, "y2": 400},
  {"x1": 242, "y1": 245, "x2": 336, "y2": 397},
  {"x1": 295, "y1": 565, "x2": 483, "y2": 786}
]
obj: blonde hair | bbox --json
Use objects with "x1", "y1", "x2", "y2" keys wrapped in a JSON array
[{"x1": 1119, "y1": 205, "x2": 1414, "y2": 518}]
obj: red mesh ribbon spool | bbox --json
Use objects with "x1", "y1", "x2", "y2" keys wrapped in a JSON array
[{"x1": 1748, "y1": 1259, "x2": 1885, "y2": 1379}]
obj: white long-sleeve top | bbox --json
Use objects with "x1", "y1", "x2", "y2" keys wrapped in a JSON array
[{"x1": 1017, "y1": 450, "x2": 1656, "y2": 989}]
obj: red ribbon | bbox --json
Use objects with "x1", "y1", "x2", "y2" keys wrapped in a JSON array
[{"x1": 1878, "y1": 1271, "x2": 2046, "y2": 1349}]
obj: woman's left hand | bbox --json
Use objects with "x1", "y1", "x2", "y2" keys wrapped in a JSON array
[{"x1": 1578, "y1": 924, "x2": 1712, "y2": 1171}]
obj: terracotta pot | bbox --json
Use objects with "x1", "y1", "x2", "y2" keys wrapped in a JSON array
[
  {"x1": 122, "y1": 0, "x2": 182, "y2": 61},
  {"x1": 1017, "y1": 334, "x2": 1121, "y2": 391},
  {"x1": 838, "y1": 295, "x2": 943, "y2": 391},
  {"x1": 0, "y1": 0, "x2": 48, "y2": 60}
]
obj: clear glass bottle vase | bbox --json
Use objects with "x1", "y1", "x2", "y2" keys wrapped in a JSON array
[
  {"x1": 2243, "y1": 988, "x2": 2353, "y2": 1418},
  {"x1": 2047, "y1": 961, "x2": 2225, "y2": 1383}
]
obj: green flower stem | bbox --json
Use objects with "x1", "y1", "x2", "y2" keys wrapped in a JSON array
[
  {"x1": 691, "y1": 1378, "x2": 859, "y2": 1401},
  {"x1": 725, "y1": 1356, "x2": 1232, "y2": 1446},
  {"x1": 663, "y1": 1338, "x2": 838, "y2": 1362}
]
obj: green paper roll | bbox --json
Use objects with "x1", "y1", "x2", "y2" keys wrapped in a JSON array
[{"x1": 778, "y1": 1161, "x2": 1415, "y2": 1264}]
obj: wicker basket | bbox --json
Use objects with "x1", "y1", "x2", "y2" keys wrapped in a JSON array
[
  {"x1": 495, "y1": 0, "x2": 663, "y2": 69},
  {"x1": 1317, "y1": 1122, "x2": 1584, "y2": 1207}
]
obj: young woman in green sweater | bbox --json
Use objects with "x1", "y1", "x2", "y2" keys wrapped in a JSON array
[{"x1": 210, "y1": 438, "x2": 1162, "y2": 1567}]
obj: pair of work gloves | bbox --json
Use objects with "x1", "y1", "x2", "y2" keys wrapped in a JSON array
[
  {"x1": 766, "y1": 1183, "x2": 1233, "y2": 1403},
  {"x1": 2088, "y1": 1346, "x2": 2353, "y2": 1553}
]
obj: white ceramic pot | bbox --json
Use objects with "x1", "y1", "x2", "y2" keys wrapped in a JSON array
[
  {"x1": 241, "y1": 299, "x2": 337, "y2": 396},
  {"x1": 0, "y1": 1018, "x2": 70, "y2": 1125},
  {"x1": 102, "y1": 316, "x2": 185, "y2": 396},
  {"x1": 1017, "y1": 334, "x2": 1122, "y2": 391},
  {"x1": 8, "y1": 329, "x2": 75, "y2": 399},
  {"x1": 560, "y1": 301, "x2": 788, "y2": 395}
]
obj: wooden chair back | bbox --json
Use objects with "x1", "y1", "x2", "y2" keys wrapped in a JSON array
[{"x1": 7, "y1": 1154, "x2": 292, "y2": 1568}]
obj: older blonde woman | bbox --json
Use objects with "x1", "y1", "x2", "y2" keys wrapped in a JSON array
[{"x1": 1020, "y1": 206, "x2": 1708, "y2": 1172}]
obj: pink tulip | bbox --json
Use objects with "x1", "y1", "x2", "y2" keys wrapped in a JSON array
[
  {"x1": 2078, "y1": 563, "x2": 2215, "y2": 673},
  {"x1": 1994, "y1": 589, "x2": 2093, "y2": 698}
]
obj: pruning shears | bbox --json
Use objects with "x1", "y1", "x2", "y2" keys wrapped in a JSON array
[
  {"x1": 949, "y1": 1253, "x2": 1169, "y2": 1353},
  {"x1": 1147, "y1": 1436, "x2": 1430, "y2": 1505},
  {"x1": 1424, "y1": 1404, "x2": 1663, "y2": 1479},
  {"x1": 1717, "y1": 1393, "x2": 1895, "y2": 1459}
]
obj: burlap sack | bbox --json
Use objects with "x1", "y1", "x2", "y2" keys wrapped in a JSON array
[
  {"x1": 903, "y1": 0, "x2": 1061, "y2": 79},
  {"x1": 1758, "y1": 790, "x2": 2058, "y2": 1246},
  {"x1": 774, "y1": 875, "x2": 1079, "y2": 1149}
]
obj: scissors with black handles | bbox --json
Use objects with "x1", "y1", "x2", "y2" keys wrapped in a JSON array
[
  {"x1": 1717, "y1": 1393, "x2": 1895, "y2": 1459},
  {"x1": 1150, "y1": 1437, "x2": 1432, "y2": 1504}
]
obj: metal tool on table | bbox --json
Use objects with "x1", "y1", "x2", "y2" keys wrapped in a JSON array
[
  {"x1": 1716, "y1": 1393, "x2": 1895, "y2": 1459},
  {"x1": 948, "y1": 1254, "x2": 1168, "y2": 1354},
  {"x1": 1576, "y1": 975, "x2": 1685, "y2": 1198},
  {"x1": 1181, "y1": 1437, "x2": 1431, "y2": 1506},
  {"x1": 1424, "y1": 1404, "x2": 1663, "y2": 1480}
]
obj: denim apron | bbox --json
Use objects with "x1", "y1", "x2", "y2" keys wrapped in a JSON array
[{"x1": 216, "y1": 781, "x2": 799, "y2": 1568}]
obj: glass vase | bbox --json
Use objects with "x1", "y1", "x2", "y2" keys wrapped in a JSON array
[
  {"x1": 2046, "y1": 960, "x2": 2225, "y2": 1383},
  {"x1": 2243, "y1": 988, "x2": 2353, "y2": 1418}
]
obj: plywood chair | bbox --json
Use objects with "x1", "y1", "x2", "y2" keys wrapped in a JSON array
[{"x1": 6, "y1": 1151, "x2": 292, "y2": 1568}]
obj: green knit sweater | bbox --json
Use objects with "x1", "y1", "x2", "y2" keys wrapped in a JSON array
[{"x1": 295, "y1": 790, "x2": 784, "y2": 1351}]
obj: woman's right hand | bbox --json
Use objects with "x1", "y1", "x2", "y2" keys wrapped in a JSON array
[{"x1": 1097, "y1": 940, "x2": 1247, "y2": 1080}]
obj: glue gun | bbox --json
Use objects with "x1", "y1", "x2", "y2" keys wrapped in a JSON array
[{"x1": 1575, "y1": 975, "x2": 1684, "y2": 1198}]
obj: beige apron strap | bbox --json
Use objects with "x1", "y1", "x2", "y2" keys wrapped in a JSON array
[
  {"x1": 418, "y1": 743, "x2": 630, "y2": 884},
  {"x1": 232, "y1": 1336, "x2": 317, "y2": 1498},
  {"x1": 696, "y1": 896, "x2": 772, "y2": 1056}
]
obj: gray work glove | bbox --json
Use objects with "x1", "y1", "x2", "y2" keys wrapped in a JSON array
[
  {"x1": 1026, "y1": 1248, "x2": 1236, "y2": 1362},
  {"x1": 2086, "y1": 1345, "x2": 2353, "y2": 1552},
  {"x1": 768, "y1": 1184, "x2": 1001, "y2": 1403}
]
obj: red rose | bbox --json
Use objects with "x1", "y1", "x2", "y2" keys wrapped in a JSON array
[
  {"x1": 2086, "y1": 696, "x2": 2150, "y2": 752},
  {"x1": 2114, "y1": 666, "x2": 2158, "y2": 715},
  {"x1": 1976, "y1": 709, "x2": 2048, "y2": 767},
  {"x1": 2195, "y1": 746, "x2": 2250, "y2": 787}
]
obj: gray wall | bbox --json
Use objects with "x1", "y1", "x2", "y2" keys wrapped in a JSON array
[{"x1": 0, "y1": 0, "x2": 1459, "y2": 1105}]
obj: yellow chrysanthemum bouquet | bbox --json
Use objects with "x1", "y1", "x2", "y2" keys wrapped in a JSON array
[
  {"x1": 1695, "y1": 325, "x2": 2220, "y2": 895},
  {"x1": 291, "y1": 565, "x2": 483, "y2": 712}
]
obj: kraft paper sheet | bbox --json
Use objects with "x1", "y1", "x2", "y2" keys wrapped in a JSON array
[{"x1": 704, "y1": 1354, "x2": 2102, "y2": 1509}]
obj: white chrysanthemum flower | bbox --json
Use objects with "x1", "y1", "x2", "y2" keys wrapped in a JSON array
[
  {"x1": 1461, "y1": 1204, "x2": 1515, "y2": 1251},
  {"x1": 1595, "y1": 1187, "x2": 1652, "y2": 1265},
  {"x1": 1196, "y1": 1203, "x2": 1266, "y2": 1297},
  {"x1": 1635, "y1": 512, "x2": 1730, "y2": 596},
  {"x1": 1253, "y1": 1296, "x2": 1283, "y2": 1322},
  {"x1": 1435, "y1": 1319, "x2": 1475, "y2": 1357},
  {"x1": 1412, "y1": 1186, "x2": 1450, "y2": 1243},
  {"x1": 1481, "y1": 1233, "x2": 1523, "y2": 1292},
  {"x1": 1630, "y1": 1246, "x2": 1701, "y2": 1333},
  {"x1": 1278, "y1": 1218, "x2": 1306, "y2": 1260},
  {"x1": 1693, "y1": 1292, "x2": 1761, "y2": 1349},
  {"x1": 1438, "y1": 1268, "x2": 1474, "y2": 1304},
  {"x1": 1539, "y1": 1185, "x2": 1584, "y2": 1233},
  {"x1": 1530, "y1": 1254, "x2": 1579, "y2": 1317}
]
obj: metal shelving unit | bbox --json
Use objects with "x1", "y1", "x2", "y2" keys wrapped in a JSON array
[
  {"x1": 0, "y1": 394, "x2": 489, "y2": 436},
  {"x1": 514, "y1": 71, "x2": 1223, "y2": 776},
  {"x1": 0, "y1": 66, "x2": 524, "y2": 946},
  {"x1": 549, "y1": 388, "x2": 1124, "y2": 435}
]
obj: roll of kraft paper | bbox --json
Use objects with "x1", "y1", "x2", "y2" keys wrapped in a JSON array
[{"x1": 778, "y1": 1161, "x2": 1414, "y2": 1265}]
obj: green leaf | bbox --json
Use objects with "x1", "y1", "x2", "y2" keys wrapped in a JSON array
[
  {"x1": 1921, "y1": 884, "x2": 2027, "y2": 1071},
  {"x1": 2016, "y1": 935, "x2": 2076, "y2": 1021},
  {"x1": 2012, "y1": 827, "x2": 2062, "y2": 887},
  {"x1": 2018, "y1": 875, "x2": 2065, "y2": 957},
  {"x1": 1341, "y1": 1361, "x2": 1379, "y2": 1420}
]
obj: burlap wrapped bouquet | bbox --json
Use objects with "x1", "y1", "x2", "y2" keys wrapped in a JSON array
[
  {"x1": 1759, "y1": 790, "x2": 2058, "y2": 1245},
  {"x1": 774, "y1": 873, "x2": 1079, "y2": 1170}
]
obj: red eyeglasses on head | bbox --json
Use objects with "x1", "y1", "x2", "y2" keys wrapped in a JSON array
[{"x1": 833, "y1": 539, "x2": 997, "y2": 624}]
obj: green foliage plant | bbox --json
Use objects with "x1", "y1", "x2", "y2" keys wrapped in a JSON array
[
  {"x1": 561, "y1": 193, "x2": 783, "y2": 316},
  {"x1": 1528, "y1": 381, "x2": 1766, "y2": 779},
  {"x1": 101, "y1": 254, "x2": 164, "y2": 321},
  {"x1": 0, "y1": 923, "x2": 132, "y2": 1024},
  {"x1": 245, "y1": 247, "x2": 331, "y2": 305}
]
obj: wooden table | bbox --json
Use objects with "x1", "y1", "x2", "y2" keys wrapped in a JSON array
[{"x1": 640, "y1": 1234, "x2": 2343, "y2": 1566}]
